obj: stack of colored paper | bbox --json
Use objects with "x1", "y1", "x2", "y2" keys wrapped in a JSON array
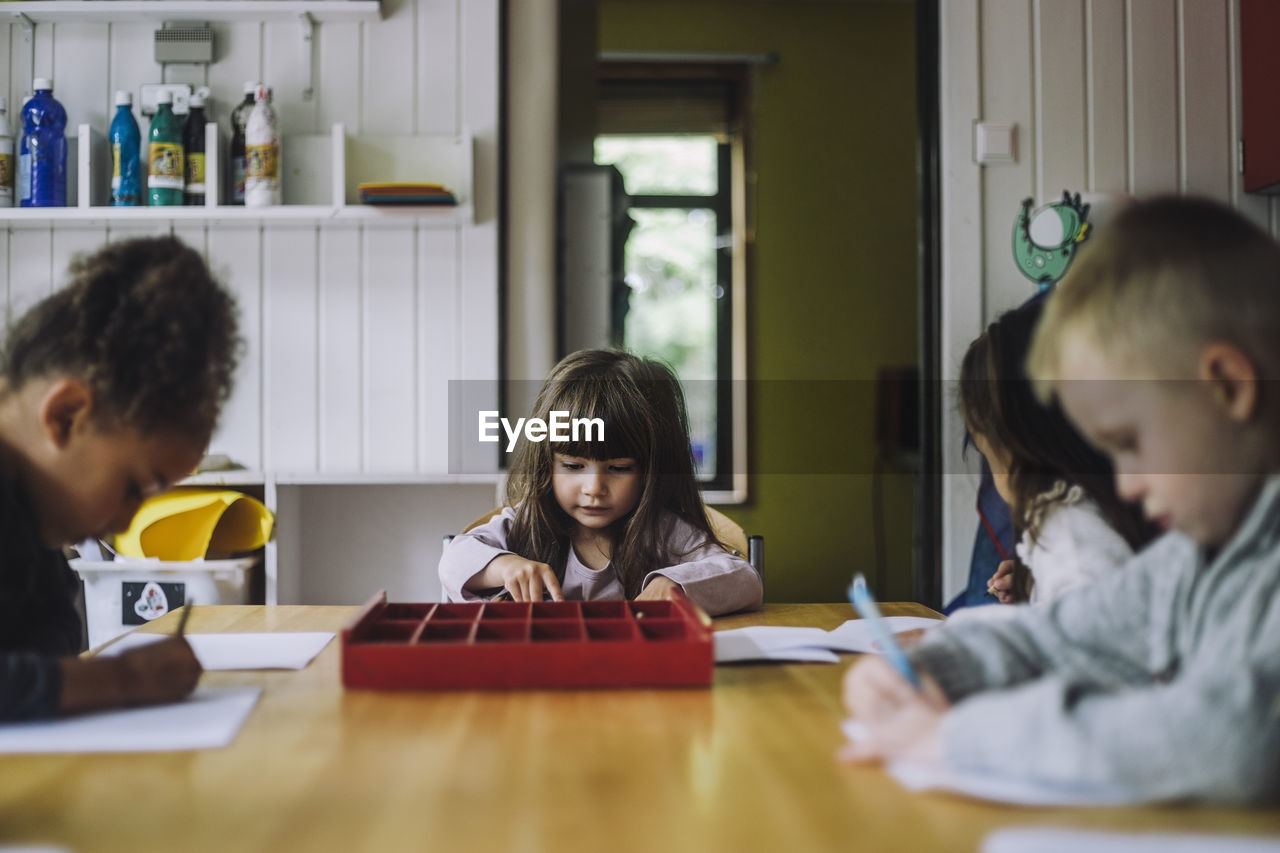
[{"x1": 358, "y1": 182, "x2": 457, "y2": 205}]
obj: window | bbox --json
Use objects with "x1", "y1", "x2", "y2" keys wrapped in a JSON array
[{"x1": 594, "y1": 68, "x2": 749, "y2": 501}]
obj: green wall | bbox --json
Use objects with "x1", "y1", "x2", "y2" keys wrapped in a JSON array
[{"x1": 599, "y1": 0, "x2": 921, "y2": 602}]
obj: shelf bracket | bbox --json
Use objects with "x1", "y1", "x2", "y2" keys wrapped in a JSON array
[
  {"x1": 299, "y1": 12, "x2": 315, "y2": 101},
  {"x1": 12, "y1": 13, "x2": 35, "y2": 99}
]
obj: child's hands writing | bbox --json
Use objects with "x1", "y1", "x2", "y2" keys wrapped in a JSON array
[
  {"x1": 988, "y1": 558, "x2": 1033, "y2": 603},
  {"x1": 488, "y1": 555, "x2": 564, "y2": 602},
  {"x1": 59, "y1": 637, "x2": 202, "y2": 715},
  {"x1": 838, "y1": 656, "x2": 950, "y2": 765}
]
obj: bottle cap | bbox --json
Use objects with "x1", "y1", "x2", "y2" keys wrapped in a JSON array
[
  {"x1": 32, "y1": 77, "x2": 52, "y2": 92},
  {"x1": 114, "y1": 90, "x2": 132, "y2": 106},
  {"x1": 244, "y1": 81, "x2": 260, "y2": 95},
  {"x1": 190, "y1": 92, "x2": 206, "y2": 108},
  {"x1": 156, "y1": 90, "x2": 173, "y2": 104}
]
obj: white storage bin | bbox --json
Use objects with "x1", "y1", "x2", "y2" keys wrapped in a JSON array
[{"x1": 71, "y1": 557, "x2": 258, "y2": 650}]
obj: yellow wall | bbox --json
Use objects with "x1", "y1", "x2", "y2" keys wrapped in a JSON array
[{"x1": 599, "y1": 1, "x2": 920, "y2": 601}]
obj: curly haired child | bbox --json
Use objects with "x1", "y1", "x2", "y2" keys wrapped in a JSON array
[{"x1": 0, "y1": 235, "x2": 240, "y2": 720}]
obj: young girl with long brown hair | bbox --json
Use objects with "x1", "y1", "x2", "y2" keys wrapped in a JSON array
[{"x1": 438, "y1": 349, "x2": 761, "y2": 615}]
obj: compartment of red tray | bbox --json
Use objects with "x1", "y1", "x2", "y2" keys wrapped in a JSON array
[
  {"x1": 430, "y1": 604, "x2": 481, "y2": 621},
  {"x1": 580, "y1": 601, "x2": 627, "y2": 619},
  {"x1": 531, "y1": 601, "x2": 581, "y2": 619},
  {"x1": 530, "y1": 620, "x2": 584, "y2": 642},
  {"x1": 585, "y1": 620, "x2": 637, "y2": 641},
  {"x1": 628, "y1": 601, "x2": 675, "y2": 620},
  {"x1": 638, "y1": 619, "x2": 687, "y2": 641},
  {"x1": 419, "y1": 622, "x2": 473, "y2": 643},
  {"x1": 480, "y1": 602, "x2": 532, "y2": 620},
  {"x1": 475, "y1": 622, "x2": 528, "y2": 642}
]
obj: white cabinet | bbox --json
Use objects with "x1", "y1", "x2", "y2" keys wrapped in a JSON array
[{"x1": 1, "y1": 0, "x2": 502, "y2": 604}]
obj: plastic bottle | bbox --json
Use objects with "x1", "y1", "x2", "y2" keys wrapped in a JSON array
[
  {"x1": 228, "y1": 82, "x2": 258, "y2": 206},
  {"x1": 183, "y1": 88, "x2": 209, "y2": 205},
  {"x1": 19, "y1": 78, "x2": 67, "y2": 208},
  {"x1": 147, "y1": 90, "x2": 184, "y2": 206},
  {"x1": 244, "y1": 85, "x2": 280, "y2": 207},
  {"x1": 108, "y1": 91, "x2": 142, "y2": 207},
  {"x1": 0, "y1": 97, "x2": 13, "y2": 208}
]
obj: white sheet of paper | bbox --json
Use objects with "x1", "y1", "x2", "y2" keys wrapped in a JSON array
[
  {"x1": 714, "y1": 626, "x2": 835, "y2": 662},
  {"x1": 0, "y1": 687, "x2": 261, "y2": 753},
  {"x1": 840, "y1": 718, "x2": 1136, "y2": 806},
  {"x1": 982, "y1": 828, "x2": 1280, "y2": 853},
  {"x1": 714, "y1": 617, "x2": 942, "y2": 663},
  {"x1": 823, "y1": 617, "x2": 944, "y2": 653},
  {"x1": 104, "y1": 631, "x2": 335, "y2": 670}
]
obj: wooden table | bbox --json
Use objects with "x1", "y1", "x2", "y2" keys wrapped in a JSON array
[{"x1": 2, "y1": 603, "x2": 1278, "y2": 852}]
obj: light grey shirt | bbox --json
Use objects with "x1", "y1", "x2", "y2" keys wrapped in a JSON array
[
  {"x1": 438, "y1": 506, "x2": 763, "y2": 616},
  {"x1": 909, "y1": 476, "x2": 1280, "y2": 803}
]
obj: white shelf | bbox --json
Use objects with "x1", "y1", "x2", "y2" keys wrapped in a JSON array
[
  {"x1": 180, "y1": 471, "x2": 501, "y2": 487},
  {"x1": 3, "y1": 122, "x2": 473, "y2": 227},
  {"x1": 8, "y1": 1, "x2": 382, "y2": 24},
  {"x1": 0, "y1": 203, "x2": 472, "y2": 227},
  {"x1": 274, "y1": 472, "x2": 502, "y2": 486}
]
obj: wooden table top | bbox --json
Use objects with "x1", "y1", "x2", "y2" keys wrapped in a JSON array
[{"x1": 2, "y1": 603, "x2": 1277, "y2": 852}]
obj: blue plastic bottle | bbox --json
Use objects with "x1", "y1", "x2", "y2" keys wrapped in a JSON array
[
  {"x1": 109, "y1": 91, "x2": 142, "y2": 207},
  {"x1": 19, "y1": 78, "x2": 67, "y2": 208}
]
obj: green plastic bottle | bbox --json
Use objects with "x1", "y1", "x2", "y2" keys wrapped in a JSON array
[{"x1": 147, "y1": 91, "x2": 184, "y2": 206}]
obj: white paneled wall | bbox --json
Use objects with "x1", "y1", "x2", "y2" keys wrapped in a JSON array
[
  {"x1": 940, "y1": 0, "x2": 1271, "y2": 601},
  {"x1": 0, "y1": 0, "x2": 501, "y2": 603}
]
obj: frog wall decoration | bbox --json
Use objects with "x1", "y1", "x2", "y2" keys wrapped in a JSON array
[{"x1": 1012, "y1": 191, "x2": 1091, "y2": 290}]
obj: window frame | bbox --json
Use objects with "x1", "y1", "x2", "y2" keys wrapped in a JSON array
[{"x1": 595, "y1": 62, "x2": 750, "y2": 503}]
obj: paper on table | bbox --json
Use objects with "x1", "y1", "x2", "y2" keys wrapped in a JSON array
[
  {"x1": 840, "y1": 719, "x2": 1136, "y2": 806},
  {"x1": 0, "y1": 687, "x2": 260, "y2": 753},
  {"x1": 824, "y1": 617, "x2": 943, "y2": 653},
  {"x1": 714, "y1": 616, "x2": 942, "y2": 664},
  {"x1": 715, "y1": 626, "x2": 836, "y2": 663},
  {"x1": 104, "y1": 631, "x2": 335, "y2": 670},
  {"x1": 982, "y1": 828, "x2": 1280, "y2": 853}
]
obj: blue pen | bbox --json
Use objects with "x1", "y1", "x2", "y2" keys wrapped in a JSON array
[{"x1": 847, "y1": 573, "x2": 922, "y2": 690}]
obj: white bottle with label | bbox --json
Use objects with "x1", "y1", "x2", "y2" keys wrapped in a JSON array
[
  {"x1": 0, "y1": 97, "x2": 13, "y2": 207},
  {"x1": 244, "y1": 85, "x2": 280, "y2": 207}
]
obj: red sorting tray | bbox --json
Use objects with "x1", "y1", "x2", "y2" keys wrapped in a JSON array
[{"x1": 341, "y1": 591, "x2": 713, "y2": 689}]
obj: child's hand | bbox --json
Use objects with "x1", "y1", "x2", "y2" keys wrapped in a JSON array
[
  {"x1": 490, "y1": 554, "x2": 564, "y2": 602},
  {"x1": 842, "y1": 655, "x2": 949, "y2": 726},
  {"x1": 837, "y1": 694, "x2": 946, "y2": 766},
  {"x1": 839, "y1": 656, "x2": 949, "y2": 765},
  {"x1": 115, "y1": 637, "x2": 203, "y2": 706},
  {"x1": 987, "y1": 559, "x2": 1033, "y2": 603},
  {"x1": 635, "y1": 575, "x2": 680, "y2": 601},
  {"x1": 59, "y1": 636, "x2": 202, "y2": 715}
]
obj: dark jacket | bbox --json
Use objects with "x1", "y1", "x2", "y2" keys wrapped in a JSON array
[{"x1": 0, "y1": 470, "x2": 83, "y2": 719}]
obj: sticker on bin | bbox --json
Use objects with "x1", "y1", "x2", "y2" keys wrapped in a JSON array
[
  {"x1": 125, "y1": 580, "x2": 185, "y2": 624},
  {"x1": 341, "y1": 591, "x2": 713, "y2": 690}
]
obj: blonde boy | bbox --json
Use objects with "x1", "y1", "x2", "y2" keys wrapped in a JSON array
[{"x1": 842, "y1": 196, "x2": 1280, "y2": 803}]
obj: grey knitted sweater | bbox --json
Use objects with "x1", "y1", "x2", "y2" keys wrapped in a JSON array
[{"x1": 909, "y1": 476, "x2": 1280, "y2": 804}]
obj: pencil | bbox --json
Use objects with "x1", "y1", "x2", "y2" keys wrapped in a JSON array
[
  {"x1": 175, "y1": 601, "x2": 194, "y2": 638},
  {"x1": 847, "y1": 574, "x2": 922, "y2": 690}
]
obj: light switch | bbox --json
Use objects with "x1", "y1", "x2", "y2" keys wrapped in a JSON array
[{"x1": 975, "y1": 122, "x2": 1017, "y2": 165}]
